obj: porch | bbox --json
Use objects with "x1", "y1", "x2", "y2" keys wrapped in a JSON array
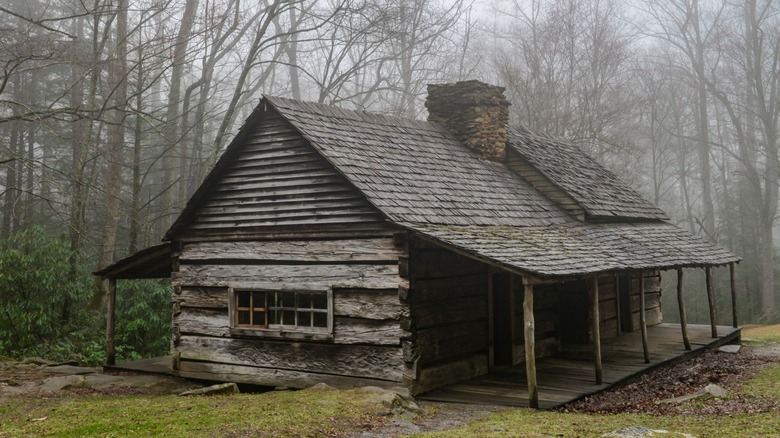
[{"x1": 419, "y1": 323, "x2": 740, "y2": 409}]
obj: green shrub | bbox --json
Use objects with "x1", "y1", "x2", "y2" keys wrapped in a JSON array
[{"x1": 0, "y1": 227, "x2": 171, "y2": 364}]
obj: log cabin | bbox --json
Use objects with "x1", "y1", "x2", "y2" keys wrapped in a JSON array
[{"x1": 96, "y1": 80, "x2": 740, "y2": 407}]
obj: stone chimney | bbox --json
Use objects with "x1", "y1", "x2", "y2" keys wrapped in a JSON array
[{"x1": 425, "y1": 80, "x2": 511, "y2": 162}]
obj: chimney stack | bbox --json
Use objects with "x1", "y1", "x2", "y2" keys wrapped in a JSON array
[{"x1": 425, "y1": 80, "x2": 510, "y2": 162}]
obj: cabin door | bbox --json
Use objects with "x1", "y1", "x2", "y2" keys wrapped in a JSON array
[{"x1": 491, "y1": 272, "x2": 514, "y2": 367}]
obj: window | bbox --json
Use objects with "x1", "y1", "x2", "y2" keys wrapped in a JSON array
[{"x1": 232, "y1": 289, "x2": 332, "y2": 335}]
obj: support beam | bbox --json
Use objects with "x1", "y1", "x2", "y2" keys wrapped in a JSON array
[
  {"x1": 106, "y1": 278, "x2": 117, "y2": 366},
  {"x1": 591, "y1": 276, "x2": 603, "y2": 385},
  {"x1": 614, "y1": 273, "x2": 621, "y2": 336},
  {"x1": 639, "y1": 271, "x2": 649, "y2": 364},
  {"x1": 677, "y1": 268, "x2": 691, "y2": 350},
  {"x1": 523, "y1": 281, "x2": 538, "y2": 409},
  {"x1": 730, "y1": 263, "x2": 738, "y2": 328},
  {"x1": 705, "y1": 266, "x2": 718, "y2": 338}
]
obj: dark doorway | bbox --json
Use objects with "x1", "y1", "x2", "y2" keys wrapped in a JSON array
[
  {"x1": 618, "y1": 274, "x2": 633, "y2": 333},
  {"x1": 492, "y1": 272, "x2": 513, "y2": 367},
  {"x1": 556, "y1": 280, "x2": 589, "y2": 344}
]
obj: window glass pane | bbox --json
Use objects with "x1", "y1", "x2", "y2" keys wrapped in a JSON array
[
  {"x1": 312, "y1": 293, "x2": 327, "y2": 309},
  {"x1": 313, "y1": 312, "x2": 327, "y2": 328},
  {"x1": 282, "y1": 310, "x2": 295, "y2": 325},
  {"x1": 281, "y1": 292, "x2": 295, "y2": 308},
  {"x1": 270, "y1": 292, "x2": 280, "y2": 307},
  {"x1": 237, "y1": 291, "x2": 250, "y2": 307},
  {"x1": 298, "y1": 311, "x2": 311, "y2": 327},
  {"x1": 298, "y1": 293, "x2": 311, "y2": 309},
  {"x1": 253, "y1": 311, "x2": 265, "y2": 326},
  {"x1": 269, "y1": 308, "x2": 280, "y2": 325},
  {"x1": 237, "y1": 310, "x2": 250, "y2": 325},
  {"x1": 252, "y1": 291, "x2": 264, "y2": 309}
]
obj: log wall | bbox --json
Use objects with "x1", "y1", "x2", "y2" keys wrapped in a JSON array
[
  {"x1": 513, "y1": 281, "x2": 560, "y2": 361},
  {"x1": 405, "y1": 239, "x2": 490, "y2": 395},
  {"x1": 170, "y1": 236, "x2": 411, "y2": 390}
]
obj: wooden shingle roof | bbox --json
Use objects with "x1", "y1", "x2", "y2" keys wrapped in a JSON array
[
  {"x1": 403, "y1": 223, "x2": 739, "y2": 278},
  {"x1": 263, "y1": 96, "x2": 737, "y2": 276},
  {"x1": 266, "y1": 96, "x2": 570, "y2": 227},
  {"x1": 508, "y1": 126, "x2": 669, "y2": 221}
]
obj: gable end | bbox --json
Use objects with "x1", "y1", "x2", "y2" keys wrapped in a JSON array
[{"x1": 171, "y1": 105, "x2": 386, "y2": 240}]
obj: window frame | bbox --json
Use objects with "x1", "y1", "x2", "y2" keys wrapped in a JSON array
[{"x1": 228, "y1": 287, "x2": 334, "y2": 341}]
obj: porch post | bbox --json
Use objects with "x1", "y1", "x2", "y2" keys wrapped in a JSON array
[
  {"x1": 591, "y1": 275, "x2": 603, "y2": 385},
  {"x1": 523, "y1": 280, "x2": 539, "y2": 409},
  {"x1": 730, "y1": 263, "x2": 738, "y2": 328},
  {"x1": 677, "y1": 268, "x2": 691, "y2": 350},
  {"x1": 106, "y1": 278, "x2": 117, "y2": 366},
  {"x1": 639, "y1": 271, "x2": 650, "y2": 364},
  {"x1": 705, "y1": 266, "x2": 718, "y2": 338}
]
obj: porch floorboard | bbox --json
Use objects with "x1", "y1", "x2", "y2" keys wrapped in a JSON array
[{"x1": 418, "y1": 323, "x2": 740, "y2": 409}]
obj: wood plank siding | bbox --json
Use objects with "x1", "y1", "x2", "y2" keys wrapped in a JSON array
[
  {"x1": 171, "y1": 237, "x2": 411, "y2": 389},
  {"x1": 182, "y1": 110, "x2": 385, "y2": 238},
  {"x1": 406, "y1": 238, "x2": 491, "y2": 395}
]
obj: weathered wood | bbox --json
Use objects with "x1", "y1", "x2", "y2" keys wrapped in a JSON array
[
  {"x1": 175, "y1": 335, "x2": 404, "y2": 381},
  {"x1": 639, "y1": 270, "x2": 649, "y2": 364},
  {"x1": 179, "y1": 121, "x2": 386, "y2": 234},
  {"x1": 182, "y1": 238, "x2": 402, "y2": 263},
  {"x1": 523, "y1": 281, "x2": 539, "y2": 409},
  {"x1": 413, "y1": 273, "x2": 486, "y2": 302},
  {"x1": 413, "y1": 247, "x2": 487, "y2": 278},
  {"x1": 175, "y1": 263, "x2": 401, "y2": 290},
  {"x1": 174, "y1": 307, "x2": 404, "y2": 345},
  {"x1": 414, "y1": 295, "x2": 488, "y2": 329},
  {"x1": 415, "y1": 323, "x2": 488, "y2": 365},
  {"x1": 334, "y1": 289, "x2": 404, "y2": 320},
  {"x1": 106, "y1": 278, "x2": 117, "y2": 366},
  {"x1": 410, "y1": 354, "x2": 488, "y2": 395},
  {"x1": 333, "y1": 317, "x2": 406, "y2": 345},
  {"x1": 615, "y1": 273, "x2": 622, "y2": 336},
  {"x1": 487, "y1": 271, "x2": 495, "y2": 369},
  {"x1": 677, "y1": 268, "x2": 691, "y2": 350},
  {"x1": 178, "y1": 286, "x2": 229, "y2": 309},
  {"x1": 706, "y1": 267, "x2": 718, "y2": 338},
  {"x1": 730, "y1": 263, "x2": 738, "y2": 328},
  {"x1": 178, "y1": 360, "x2": 405, "y2": 391},
  {"x1": 591, "y1": 276, "x2": 602, "y2": 385},
  {"x1": 506, "y1": 151, "x2": 583, "y2": 218},
  {"x1": 419, "y1": 324, "x2": 742, "y2": 408}
]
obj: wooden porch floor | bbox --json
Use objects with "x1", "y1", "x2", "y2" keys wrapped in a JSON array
[{"x1": 419, "y1": 323, "x2": 741, "y2": 409}]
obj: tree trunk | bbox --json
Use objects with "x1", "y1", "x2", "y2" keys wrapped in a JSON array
[
  {"x1": 96, "y1": 0, "x2": 129, "y2": 281},
  {"x1": 161, "y1": 0, "x2": 200, "y2": 232}
]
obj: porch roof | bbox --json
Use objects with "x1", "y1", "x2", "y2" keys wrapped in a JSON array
[
  {"x1": 402, "y1": 222, "x2": 741, "y2": 278},
  {"x1": 93, "y1": 243, "x2": 173, "y2": 280}
]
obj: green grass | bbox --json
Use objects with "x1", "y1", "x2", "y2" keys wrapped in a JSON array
[
  {"x1": 0, "y1": 387, "x2": 385, "y2": 437},
  {"x1": 742, "y1": 324, "x2": 780, "y2": 344},
  {"x1": 413, "y1": 410, "x2": 780, "y2": 437},
  {"x1": 743, "y1": 363, "x2": 780, "y2": 399}
]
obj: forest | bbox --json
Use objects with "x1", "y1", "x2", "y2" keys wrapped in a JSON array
[{"x1": 1, "y1": 0, "x2": 779, "y2": 363}]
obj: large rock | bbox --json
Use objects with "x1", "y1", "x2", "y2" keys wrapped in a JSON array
[
  {"x1": 657, "y1": 384, "x2": 728, "y2": 404},
  {"x1": 718, "y1": 344, "x2": 741, "y2": 354},
  {"x1": 40, "y1": 375, "x2": 87, "y2": 392},
  {"x1": 360, "y1": 386, "x2": 421, "y2": 415},
  {"x1": 178, "y1": 382, "x2": 239, "y2": 396}
]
